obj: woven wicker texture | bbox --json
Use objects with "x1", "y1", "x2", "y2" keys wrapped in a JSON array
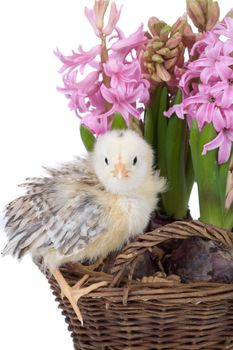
[{"x1": 44, "y1": 220, "x2": 233, "y2": 350}]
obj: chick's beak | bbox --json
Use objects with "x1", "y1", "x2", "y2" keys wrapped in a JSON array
[{"x1": 113, "y1": 161, "x2": 128, "y2": 179}]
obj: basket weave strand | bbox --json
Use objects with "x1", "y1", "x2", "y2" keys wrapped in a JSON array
[{"x1": 44, "y1": 220, "x2": 233, "y2": 349}]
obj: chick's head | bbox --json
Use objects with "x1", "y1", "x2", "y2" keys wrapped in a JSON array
[{"x1": 92, "y1": 130, "x2": 154, "y2": 195}]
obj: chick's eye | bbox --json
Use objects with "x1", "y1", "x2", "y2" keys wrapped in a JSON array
[
  {"x1": 133, "y1": 156, "x2": 137, "y2": 166},
  {"x1": 105, "y1": 157, "x2": 109, "y2": 165}
]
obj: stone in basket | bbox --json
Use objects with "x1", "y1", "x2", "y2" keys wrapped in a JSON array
[{"x1": 43, "y1": 220, "x2": 233, "y2": 350}]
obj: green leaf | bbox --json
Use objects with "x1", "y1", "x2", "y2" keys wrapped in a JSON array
[
  {"x1": 111, "y1": 112, "x2": 127, "y2": 130},
  {"x1": 189, "y1": 120, "x2": 200, "y2": 182},
  {"x1": 190, "y1": 121, "x2": 224, "y2": 227},
  {"x1": 221, "y1": 150, "x2": 233, "y2": 229},
  {"x1": 157, "y1": 86, "x2": 168, "y2": 177},
  {"x1": 164, "y1": 116, "x2": 187, "y2": 218},
  {"x1": 225, "y1": 201, "x2": 233, "y2": 230},
  {"x1": 80, "y1": 124, "x2": 96, "y2": 152},
  {"x1": 185, "y1": 146, "x2": 195, "y2": 203},
  {"x1": 218, "y1": 158, "x2": 231, "y2": 211},
  {"x1": 162, "y1": 89, "x2": 188, "y2": 219},
  {"x1": 199, "y1": 123, "x2": 223, "y2": 225},
  {"x1": 144, "y1": 87, "x2": 162, "y2": 151},
  {"x1": 144, "y1": 108, "x2": 154, "y2": 147}
]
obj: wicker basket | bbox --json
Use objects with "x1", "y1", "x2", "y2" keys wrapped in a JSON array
[{"x1": 43, "y1": 220, "x2": 233, "y2": 349}]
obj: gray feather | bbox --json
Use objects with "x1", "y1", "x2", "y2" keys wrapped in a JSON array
[{"x1": 3, "y1": 157, "x2": 107, "y2": 260}]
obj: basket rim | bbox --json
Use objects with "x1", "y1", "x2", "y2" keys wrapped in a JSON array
[
  {"x1": 110, "y1": 220, "x2": 233, "y2": 275},
  {"x1": 48, "y1": 220, "x2": 233, "y2": 305}
]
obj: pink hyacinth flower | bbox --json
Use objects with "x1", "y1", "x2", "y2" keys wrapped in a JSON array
[
  {"x1": 111, "y1": 24, "x2": 148, "y2": 58},
  {"x1": 56, "y1": 1, "x2": 149, "y2": 135},
  {"x1": 202, "y1": 128, "x2": 233, "y2": 164},
  {"x1": 214, "y1": 16, "x2": 233, "y2": 39},
  {"x1": 182, "y1": 85, "x2": 225, "y2": 130},
  {"x1": 85, "y1": 1, "x2": 121, "y2": 37},
  {"x1": 164, "y1": 103, "x2": 185, "y2": 120},
  {"x1": 179, "y1": 68, "x2": 200, "y2": 95},
  {"x1": 210, "y1": 62, "x2": 233, "y2": 108},
  {"x1": 55, "y1": 45, "x2": 101, "y2": 74},
  {"x1": 189, "y1": 41, "x2": 233, "y2": 84},
  {"x1": 165, "y1": 15, "x2": 233, "y2": 164},
  {"x1": 207, "y1": 16, "x2": 233, "y2": 62},
  {"x1": 99, "y1": 81, "x2": 149, "y2": 124},
  {"x1": 81, "y1": 114, "x2": 109, "y2": 135},
  {"x1": 190, "y1": 31, "x2": 219, "y2": 56},
  {"x1": 103, "y1": 57, "x2": 138, "y2": 88}
]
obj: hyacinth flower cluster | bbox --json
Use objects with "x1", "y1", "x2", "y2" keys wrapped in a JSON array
[
  {"x1": 55, "y1": 0, "x2": 149, "y2": 149},
  {"x1": 141, "y1": 13, "x2": 202, "y2": 87},
  {"x1": 55, "y1": 0, "x2": 232, "y2": 229},
  {"x1": 165, "y1": 15, "x2": 233, "y2": 229}
]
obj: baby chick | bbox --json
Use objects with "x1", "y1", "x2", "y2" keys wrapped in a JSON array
[{"x1": 3, "y1": 129, "x2": 165, "y2": 324}]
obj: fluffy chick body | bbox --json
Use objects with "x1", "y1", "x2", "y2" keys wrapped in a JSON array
[
  {"x1": 3, "y1": 130, "x2": 165, "y2": 271},
  {"x1": 49, "y1": 173, "x2": 159, "y2": 269}
]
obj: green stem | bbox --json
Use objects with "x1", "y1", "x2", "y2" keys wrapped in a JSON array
[
  {"x1": 163, "y1": 115, "x2": 187, "y2": 218},
  {"x1": 185, "y1": 145, "x2": 195, "y2": 203},
  {"x1": 222, "y1": 150, "x2": 233, "y2": 230},
  {"x1": 225, "y1": 209, "x2": 233, "y2": 230},
  {"x1": 190, "y1": 121, "x2": 225, "y2": 227},
  {"x1": 144, "y1": 87, "x2": 162, "y2": 154},
  {"x1": 157, "y1": 86, "x2": 168, "y2": 177},
  {"x1": 145, "y1": 88, "x2": 193, "y2": 220},
  {"x1": 162, "y1": 90, "x2": 188, "y2": 219}
]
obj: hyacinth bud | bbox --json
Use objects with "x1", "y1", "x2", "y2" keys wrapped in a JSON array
[
  {"x1": 186, "y1": 0, "x2": 220, "y2": 32},
  {"x1": 182, "y1": 22, "x2": 202, "y2": 50},
  {"x1": 160, "y1": 25, "x2": 171, "y2": 42},
  {"x1": 197, "y1": 0, "x2": 208, "y2": 13},
  {"x1": 225, "y1": 8, "x2": 233, "y2": 19},
  {"x1": 171, "y1": 14, "x2": 188, "y2": 35},
  {"x1": 152, "y1": 54, "x2": 164, "y2": 63},
  {"x1": 94, "y1": 0, "x2": 109, "y2": 31},
  {"x1": 148, "y1": 17, "x2": 167, "y2": 38},
  {"x1": 143, "y1": 15, "x2": 188, "y2": 85},
  {"x1": 166, "y1": 34, "x2": 182, "y2": 50},
  {"x1": 187, "y1": 0, "x2": 205, "y2": 30},
  {"x1": 206, "y1": 1, "x2": 220, "y2": 31}
]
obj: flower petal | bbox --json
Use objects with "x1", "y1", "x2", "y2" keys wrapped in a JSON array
[
  {"x1": 84, "y1": 7, "x2": 100, "y2": 37},
  {"x1": 183, "y1": 94, "x2": 207, "y2": 106},
  {"x1": 222, "y1": 87, "x2": 233, "y2": 108},
  {"x1": 218, "y1": 134, "x2": 232, "y2": 163},
  {"x1": 111, "y1": 24, "x2": 147, "y2": 58},
  {"x1": 226, "y1": 129, "x2": 233, "y2": 142},
  {"x1": 104, "y1": 2, "x2": 122, "y2": 35},
  {"x1": 210, "y1": 81, "x2": 228, "y2": 94},
  {"x1": 202, "y1": 131, "x2": 223, "y2": 155},
  {"x1": 223, "y1": 109, "x2": 233, "y2": 129},
  {"x1": 215, "y1": 61, "x2": 232, "y2": 81},
  {"x1": 200, "y1": 66, "x2": 217, "y2": 84},
  {"x1": 212, "y1": 107, "x2": 225, "y2": 132},
  {"x1": 164, "y1": 104, "x2": 185, "y2": 119}
]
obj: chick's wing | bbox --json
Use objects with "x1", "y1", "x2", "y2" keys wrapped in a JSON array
[
  {"x1": 3, "y1": 158, "x2": 107, "y2": 258},
  {"x1": 46, "y1": 190, "x2": 107, "y2": 256}
]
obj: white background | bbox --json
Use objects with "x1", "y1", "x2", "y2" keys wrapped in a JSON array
[{"x1": 0, "y1": 1, "x2": 230, "y2": 349}]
